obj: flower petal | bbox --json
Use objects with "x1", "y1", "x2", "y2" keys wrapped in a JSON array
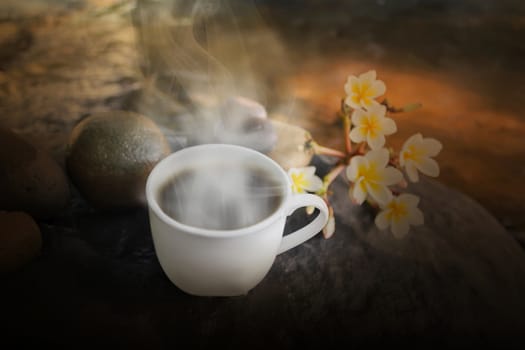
[
  {"x1": 371, "y1": 80, "x2": 386, "y2": 97},
  {"x1": 361, "y1": 97, "x2": 377, "y2": 109},
  {"x1": 416, "y1": 157, "x2": 440, "y2": 177},
  {"x1": 382, "y1": 167, "x2": 404, "y2": 186},
  {"x1": 391, "y1": 217, "x2": 410, "y2": 239},
  {"x1": 366, "y1": 148, "x2": 390, "y2": 168},
  {"x1": 344, "y1": 77, "x2": 355, "y2": 95},
  {"x1": 421, "y1": 138, "x2": 443, "y2": 157},
  {"x1": 352, "y1": 179, "x2": 367, "y2": 204},
  {"x1": 399, "y1": 152, "x2": 406, "y2": 167},
  {"x1": 345, "y1": 96, "x2": 360, "y2": 110},
  {"x1": 303, "y1": 174, "x2": 323, "y2": 192},
  {"x1": 398, "y1": 193, "x2": 420, "y2": 208},
  {"x1": 366, "y1": 182, "x2": 392, "y2": 205},
  {"x1": 349, "y1": 126, "x2": 367, "y2": 143},
  {"x1": 401, "y1": 133, "x2": 423, "y2": 152},
  {"x1": 408, "y1": 207, "x2": 424, "y2": 226},
  {"x1": 404, "y1": 162, "x2": 419, "y2": 182},
  {"x1": 367, "y1": 103, "x2": 387, "y2": 118},
  {"x1": 302, "y1": 166, "x2": 317, "y2": 177},
  {"x1": 367, "y1": 132, "x2": 386, "y2": 150},
  {"x1": 351, "y1": 109, "x2": 367, "y2": 126},
  {"x1": 380, "y1": 117, "x2": 397, "y2": 135},
  {"x1": 360, "y1": 70, "x2": 376, "y2": 82},
  {"x1": 291, "y1": 184, "x2": 305, "y2": 194},
  {"x1": 375, "y1": 211, "x2": 390, "y2": 230},
  {"x1": 347, "y1": 156, "x2": 365, "y2": 182},
  {"x1": 350, "y1": 76, "x2": 360, "y2": 92},
  {"x1": 323, "y1": 216, "x2": 336, "y2": 239}
]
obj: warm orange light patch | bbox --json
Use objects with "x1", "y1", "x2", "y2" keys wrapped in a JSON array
[{"x1": 283, "y1": 57, "x2": 525, "y2": 229}]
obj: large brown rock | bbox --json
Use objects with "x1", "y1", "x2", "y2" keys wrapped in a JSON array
[
  {"x1": 4, "y1": 169, "x2": 525, "y2": 346},
  {"x1": 0, "y1": 128, "x2": 70, "y2": 219},
  {"x1": 66, "y1": 111, "x2": 170, "y2": 209},
  {"x1": 0, "y1": 211, "x2": 41, "y2": 274}
]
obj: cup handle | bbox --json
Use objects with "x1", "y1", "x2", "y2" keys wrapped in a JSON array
[{"x1": 278, "y1": 194, "x2": 329, "y2": 254}]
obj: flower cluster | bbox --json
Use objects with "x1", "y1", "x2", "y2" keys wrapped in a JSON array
[{"x1": 288, "y1": 70, "x2": 442, "y2": 239}]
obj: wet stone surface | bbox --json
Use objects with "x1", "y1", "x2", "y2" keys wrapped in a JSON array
[{"x1": 3, "y1": 157, "x2": 525, "y2": 348}]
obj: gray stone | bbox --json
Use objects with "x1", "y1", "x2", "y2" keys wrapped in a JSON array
[
  {"x1": 66, "y1": 111, "x2": 170, "y2": 209},
  {"x1": 0, "y1": 128, "x2": 70, "y2": 219}
]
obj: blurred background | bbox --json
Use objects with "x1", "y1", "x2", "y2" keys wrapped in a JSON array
[{"x1": 0, "y1": 0, "x2": 523, "y2": 240}]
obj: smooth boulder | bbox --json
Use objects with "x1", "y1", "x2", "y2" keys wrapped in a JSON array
[
  {"x1": 66, "y1": 111, "x2": 170, "y2": 209},
  {"x1": 0, "y1": 128, "x2": 70, "y2": 219},
  {"x1": 0, "y1": 211, "x2": 42, "y2": 274}
]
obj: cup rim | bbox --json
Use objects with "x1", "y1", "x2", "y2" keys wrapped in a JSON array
[{"x1": 146, "y1": 144, "x2": 292, "y2": 238}]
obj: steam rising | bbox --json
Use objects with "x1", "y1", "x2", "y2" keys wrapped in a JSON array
[
  {"x1": 159, "y1": 162, "x2": 284, "y2": 231},
  {"x1": 135, "y1": 0, "x2": 293, "y2": 229},
  {"x1": 133, "y1": 0, "x2": 292, "y2": 151}
]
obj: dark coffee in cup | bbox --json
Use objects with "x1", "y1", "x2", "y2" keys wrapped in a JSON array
[{"x1": 158, "y1": 163, "x2": 284, "y2": 230}]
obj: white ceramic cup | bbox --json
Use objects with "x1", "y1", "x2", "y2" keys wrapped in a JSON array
[{"x1": 146, "y1": 144, "x2": 329, "y2": 296}]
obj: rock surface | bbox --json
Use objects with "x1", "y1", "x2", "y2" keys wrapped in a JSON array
[
  {"x1": 66, "y1": 111, "x2": 170, "y2": 209},
  {"x1": 0, "y1": 128, "x2": 70, "y2": 218},
  {"x1": 0, "y1": 211, "x2": 41, "y2": 274},
  {"x1": 3, "y1": 159, "x2": 525, "y2": 347}
]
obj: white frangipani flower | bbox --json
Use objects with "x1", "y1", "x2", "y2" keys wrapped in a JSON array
[
  {"x1": 323, "y1": 215, "x2": 336, "y2": 239},
  {"x1": 346, "y1": 148, "x2": 403, "y2": 205},
  {"x1": 344, "y1": 70, "x2": 386, "y2": 110},
  {"x1": 400, "y1": 133, "x2": 443, "y2": 182},
  {"x1": 349, "y1": 104, "x2": 397, "y2": 149},
  {"x1": 288, "y1": 166, "x2": 323, "y2": 194},
  {"x1": 374, "y1": 194, "x2": 424, "y2": 238}
]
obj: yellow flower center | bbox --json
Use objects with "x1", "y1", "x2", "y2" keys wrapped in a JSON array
[
  {"x1": 352, "y1": 81, "x2": 374, "y2": 105},
  {"x1": 403, "y1": 145, "x2": 425, "y2": 163},
  {"x1": 362, "y1": 114, "x2": 380, "y2": 137},
  {"x1": 291, "y1": 172, "x2": 308, "y2": 193},
  {"x1": 357, "y1": 162, "x2": 381, "y2": 184},
  {"x1": 386, "y1": 200, "x2": 408, "y2": 223}
]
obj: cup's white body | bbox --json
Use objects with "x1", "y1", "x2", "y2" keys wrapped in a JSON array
[
  {"x1": 149, "y1": 208, "x2": 285, "y2": 296},
  {"x1": 146, "y1": 144, "x2": 328, "y2": 297}
]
